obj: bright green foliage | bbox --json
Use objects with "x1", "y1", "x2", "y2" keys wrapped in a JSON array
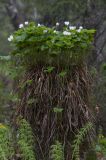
[
  {"x1": 53, "y1": 107, "x2": 63, "y2": 113},
  {"x1": 98, "y1": 138, "x2": 106, "y2": 157},
  {"x1": 50, "y1": 140, "x2": 64, "y2": 160},
  {"x1": 58, "y1": 70, "x2": 67, "y2": 77},
  {"x1": 95, "y1": 134, "x2": 106, "y2": 157},
  {"x1": 72, "y1": 122, "x2": 93, "y2": 160},
  {"x1": 0, "y1": 120, "x2": 36, "y2": 160},
  {"x1": 0, "y1": 124, "x2": 14, "y2": 160},
  {"x1": 17, "y1": 119, "x2": 36, "y2": 160},
  {"x1": 44, "y1": 66, "x2": 55, "y2": 73},
  {"x1": 10, "y1": 22, "x2": 95, "y2": 68}
]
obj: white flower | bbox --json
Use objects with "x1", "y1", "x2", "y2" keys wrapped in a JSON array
[
  {"x1": 54, "y1": 30, "x2": 59, "y2": 34},
  {"x1": 63, "y1": 31, "x2": 71, "y2": 35},
  {"x1": 64, "y1": 21, "x2": 69, "y2": 25},
  {"x1": 25, "y1": 21, "x2": 28, "y2": 25},
  {"x1": 8, "y1": 38, "x2": 11, "y2": 42},
  {"x1": 8, "y1": 35, "x2": 13, "y2": 42},
  {"x1": 38, "y1": 23, "x2": 41, "y2": 27},
  {"x1": 43, "y1": 30, "x2": 48, "y2": 33},
  {"x1": 77, "y1": 26, "x2": 83, "y2": 32},
  {"x1": 77, "y1": 29, "x2": 81, "y2": 32},
  {"x1": 56, "y1": 22, "x2": 59, "y2": 26},
  {"x1": 10, "y1": 35, "x2": 13, "y2": 39},
  {"x1": 69, "y1": 26, "x2": 76, "y2": 30},
  {"x1": 19, "y1": 24, "x2": 24, "y2": 28},
  {"x1": 79, "y1": 26, "x2": 83, "y2": 29}
]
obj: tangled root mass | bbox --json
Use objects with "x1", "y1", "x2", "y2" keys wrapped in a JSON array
[{"x1": 17, "y1": 65, "x2": 94, "y2": 160}]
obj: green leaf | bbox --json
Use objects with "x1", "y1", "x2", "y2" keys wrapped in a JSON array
[
  {"x1": 15, "y1": 33, "x2": 27, "y2": 42},
  {"x1": 95, "y1": 145, "x2": 102, "y2": 152},
  {"x1": 59, "y1": 71, "x2": 67, "y2": 77},
  {"x1": 26, "y1": 79, "x2": 33, "y2": 85},
  {"x1": 44, "y1": 66, "x2": 55, "y2": 73},
  {"x1": 53, "y1": 107, "x2": 63, "y2": 113}
]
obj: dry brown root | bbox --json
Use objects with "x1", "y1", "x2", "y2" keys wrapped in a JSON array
[{"x1": 16, "y1": 65, "x2": 95, "y2": 160}]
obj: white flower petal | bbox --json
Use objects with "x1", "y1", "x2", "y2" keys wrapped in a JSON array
[
  {"x1": 25, "y1": 21, "x2": 28, "y2": 25},
  {"x1": 10, "y1": 35, "x2": 13, "y2": 40},
  {"x1": 8, "y1": 37, "x2": 11, "y2": 42},
  {"x1": 64, "y1": 21, "x2": 69, "y2": 25},
  {"x1": 69, "y1": 26, "x2": 76, "y2": 30},
  {"x1": 77, "y1": 29, "x2": 81, "y2": 32},
  {"x1": 63, "y1": 31, "x2": 71, "y2": 35},
  {"x1": 8, "y1": 35, "x2": 13, "y2": 41},
  {"x1": 79, "y1": 26, "x2": 83, "y2": 29},
  {"x1": 54, "y1": 30, "x2": 59, "y2": 34},
  {"x1": 38, "y1": 23, "x2": 41, "y2": 27},
  {"x1": 19, "y1": 24, "x2": 24, "y2": 28},
  {"x1": 56, "y1": 22, "x2": 59, "y2": 26}
]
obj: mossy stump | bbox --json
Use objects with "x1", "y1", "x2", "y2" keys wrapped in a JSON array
[{"x1": 10, "y1": 22, "x2": 95, "y2": 159}]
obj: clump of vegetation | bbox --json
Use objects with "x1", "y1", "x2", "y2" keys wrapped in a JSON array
[
  {"x1": 98, "y1": 135, "x2": 106, "y2": 155},
  {"x1": 17, "y1": 118, "x2": 36, "y2": 160},
  {"x1": 72, "y1": 122, "x2": 93, "y2": 160},
  {"x1": 0, "y1": 124, "x2": 14, "y2": 160},
  {"x1": 50, "y1": 140, "x2": 64, "y2": 160},
  {"x1": 95, "y1": 133, "x2": 106, "y2": 159},
  {"x1": 10, "y1": 22, "x2": 95, "y2": 68},
  {"x1": 9, "y1": 22, "x2": 95, "y2": 159},
  {"x1": 0, "y1": 119, "x2": 36, "y2": 160}
]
